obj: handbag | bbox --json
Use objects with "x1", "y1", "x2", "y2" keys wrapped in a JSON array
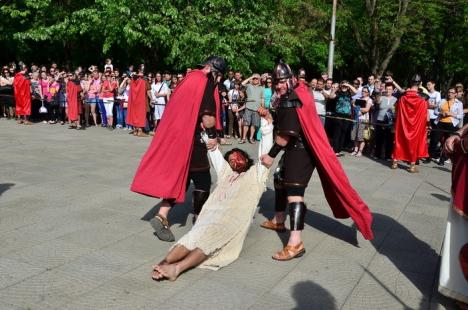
[
  {"x1": 363, "y1": 125, "x2": 372, "y2": 141},
  {"x1": 39, "y1": 100, "x2": 48, "y2": 114}
]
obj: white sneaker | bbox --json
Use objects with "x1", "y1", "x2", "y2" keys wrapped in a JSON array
[{"x1": 444, "y1": 159, "x2": 451, "y2": 164}]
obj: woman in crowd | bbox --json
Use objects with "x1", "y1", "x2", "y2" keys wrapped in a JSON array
[
  {"x1": 434, "y1": 88, "x2": 464, "y2": 165},
  {"x1": 101, "y1": 72, "x2": 116, "y2": 129},
  {"x1": 48, "y1": 74, "x2": 60, "y2": 124},
  {"x1": 57, "y1": 72, "x2": 68, "y2": 125},
  {"x1": 87, "y1": 70, "x2": 101, "y2": 126},
  {"x1": 1, "y1": 66, "x2": 15, "y2": 119},
  {"x1": 117, "y1": 75, "x2": 132, "y2": 130},
  {"x1": 30, "y1": 71, "x2": 43, "y2": 121},
  {"x1": 80, "y1": 74, "x2": 91, "y2": 127},
  {"x1": 350, "y1": 86, "x2": 373, "y2": 157},
  {"x1": 374, "y1": 83, "x2": 397, "y2": 160},
  {"x1": 327, "y1": 81, "x2": 357, "y2": 156},
  {"x1": 38, "y1": 71, "x2": 50, "y2": 123},
  {"x1": 151, "y1": 72, "x2": 169, "y2": 131}
]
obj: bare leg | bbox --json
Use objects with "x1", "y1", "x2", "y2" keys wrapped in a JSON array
[
  {"x1": 90, "y1": 104, "x2": 97, "y2": 125},
  {"x1": 250, "y1": 125, "x2": 255, "y2": 141},
  {"x1": 157, "y1": 200, "x2": 172, "y2": 219},
  {"x1": 154, "y1": 248, "x2": 207, "y2": 281},
  {"x1": 242, "y1": 125, "x2": 249, "y2": 141}
]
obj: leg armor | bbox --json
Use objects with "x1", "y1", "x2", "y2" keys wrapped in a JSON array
[{"x1": 289, "y1": 201, "x2": 307, "y2": 231}]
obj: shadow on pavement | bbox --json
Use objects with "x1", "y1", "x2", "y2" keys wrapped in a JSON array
[
  {"x1": 258, "y1": 188, "x2": 358, "y2": 247},
  {"x1": 292, "y1": 281, "x2": 337, "y2": 310},
  {"x1": 370, "y1": 213, "x2": 442, "y2": 307},
  {"x1": 430, "y1": 193, "x2": 451, "y2": 202},
  {"x1": 0, "y1": 183, "x2": 14, "y2": 197}
]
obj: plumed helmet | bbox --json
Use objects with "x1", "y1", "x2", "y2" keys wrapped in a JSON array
[
  {"x1": 272, "y1": 60, "x2": 293, "y2": 81},
  {"x1": 198, "y1": 56, "x2": 227, "y2": 74}
]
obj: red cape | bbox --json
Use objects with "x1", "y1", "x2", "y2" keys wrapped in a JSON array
[
  {"x1": 295, "y1": 81, "x2": 374, "y2": 240},
  {"x1": 451, "y1": 144, "x2": 467, "y2": 217},
  {"x1": 13, "y1": 73, "x2": 31, "y2": 116},
  {"x1": 126, "y1": 79, "x2": 147, "y2": 128},
  {"x1": 66, "y1": 81, "x2": 81, "y2": 121},
  {"x1": 392, "y1": 90, "x2": 428, "y2": 162},
  {"x1": 131, "y1": 70, "x2": 221, "y2": 203}
]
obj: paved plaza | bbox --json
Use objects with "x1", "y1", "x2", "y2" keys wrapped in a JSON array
[{"x1": 0, "y1": 119, "x2": 458, "y2": 309}]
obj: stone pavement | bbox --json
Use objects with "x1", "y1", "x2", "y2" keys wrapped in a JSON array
[{"x1": 0, "y1": 119, "x2": 457, "y2": 310}]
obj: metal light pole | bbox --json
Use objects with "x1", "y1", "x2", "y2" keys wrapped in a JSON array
[{"x1": 327, "y1": 0, "x2": 337, "y2": 79}]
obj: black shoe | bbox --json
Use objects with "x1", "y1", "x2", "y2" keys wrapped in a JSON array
[
  {"x1": 437, "y1": 160, "x2": 444, "y2": 166},
  {"x1": 422, "y1": 158, "x2": 431, "y2": 164}
]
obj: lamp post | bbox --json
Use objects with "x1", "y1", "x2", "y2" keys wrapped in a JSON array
[{"x1": 327, "y1": 0, "x2": 337, "y2": 79}]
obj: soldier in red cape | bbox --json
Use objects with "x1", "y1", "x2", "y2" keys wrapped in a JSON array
[
  {"x1": 391, "y1": 74, "x2": 429, "y2": 173},
  {"x1": 260, "y1": 60, "x2": 373, "y2": 261},
  {"x1": 131, "y1": 56, "x2": 225, "y2": 242},
  {"x1": 13, "y1": 65, "x2": 32, "y2": 125},
  {"x1": 66, "y1": 73, "x2": 83, "y2": 129}
]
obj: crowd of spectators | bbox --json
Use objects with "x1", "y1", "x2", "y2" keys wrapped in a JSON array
[{"x1": 1, "y1": 60, "x2": 467, "y2": 166}]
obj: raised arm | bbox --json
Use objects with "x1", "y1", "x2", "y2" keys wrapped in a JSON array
[{"x1": 202, "y1": 132, "x2": 227, "y2": 178}]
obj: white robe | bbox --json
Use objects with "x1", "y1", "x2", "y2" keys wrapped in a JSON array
[{"x1": 174, "y1": 119, "x2": 273, "y2": 270}]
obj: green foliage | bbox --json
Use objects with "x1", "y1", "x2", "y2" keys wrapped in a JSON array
[{"x1": 0, "y1": 0, "x2": 466, "y2": 86}]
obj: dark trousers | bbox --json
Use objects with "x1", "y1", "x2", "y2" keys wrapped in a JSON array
[
  {"x1": 428, "y1": 119, "x2": 440, "y2": 158},
  {"x1": 48, "y1": 101, "x2": 60, "y2": 121},
  {"x1": 374, "y1": 121, "x2": 394, "y2": 159},
  {"x1": 332, "y1": 118, "x2": 352, "y2": 153},
  {"x1": 435, "y1": 122, "x2": 457, "y2": 162}
]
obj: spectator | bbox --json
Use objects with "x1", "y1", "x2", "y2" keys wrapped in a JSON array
[
  {"x1": 223, "y1": 70, "x2": 234, "y2": 90},
  {"x1": 228, "y1": 81, "x2": 242, "y2": 139},
  {"x1": 1, "y1": 66, "x2": 15, "y2": 118},
  {"x1": 241, "y1": 73, "x2": 264, "y2": 144},
  {"x1": 57, "y1": 72, "x2": 68, "y2": 124},
  {"x1": 87, "y1": 70, "x2": 101, "y2": 126},
  {"x1": 313, "y1": 78, "x2": 327, "y2": 125},
  {"x1": 163, "y1": 71, "x2": 171, "y2": 87},
  {"x1": 328, "y1": 81, "x2": 357, "y2": 156},
  {"x1": 364, "y1": 75, "x2": 375, "y2": 95},
  {"x1": 104, "y1": 58, "x2": 113, "y2": 72},
  {"x1": 425, "y1": 80, "x2": 442, "y2": 161},
  {"x1": 324, "y1": 78, "x2": 333, "y2": 96},
  {"x1": 117, "y1": 75, "x2": 131, "y2": 130},
  {"x1": 30, "y1": 71, "x2": 43, "y2": 121},
  {"x1": 101, "y1": 72, "x2": 116, "y2": 129},
  {"x1": 309, "y1": 78, "x2": 317, "y2": 91},
  {"x1": 48, "y1": 75, "x2": 60, "y2": 124},
  {"x1": 350, "y1": 86, "x2": 373, "y2": 156},
  {"x1": 434, "y1": 88, "x2": 464, "y2": 165},
  {"x1": 151, "y1": 72, "x2": 169, "y2": 130},
  {"x1": 374, "y1": 83, "x2": 397, "y2": 160},
  {"x1": 264, "y1": 78, "x2": 273, "y2": 109}
]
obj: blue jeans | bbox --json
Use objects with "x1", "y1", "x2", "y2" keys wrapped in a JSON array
[
  {"x1": 97, "y1": 98, "x2": 107, "y2": 126},
  {"x1": 115, "y1": 103, "x2": 124, "y2": 127}
]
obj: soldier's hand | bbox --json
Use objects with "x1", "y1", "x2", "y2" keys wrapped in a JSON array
[
  {"x1": 260, "y1": 154, "x2": 274, "y2": 168},
  {"x1": 206, "y1": 138, "x2": 218, "y2": 151}
]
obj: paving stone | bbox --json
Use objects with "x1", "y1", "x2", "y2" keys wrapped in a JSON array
[{"x1": 0, "y1": 257, "x2": 46, "y2": 290}]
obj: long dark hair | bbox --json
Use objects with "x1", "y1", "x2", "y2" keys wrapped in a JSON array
[{"x1": 223, "y1": 148, "x2": 254, "y2": 172}]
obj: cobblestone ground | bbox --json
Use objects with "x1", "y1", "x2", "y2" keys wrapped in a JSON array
[{"x1": 0, "y1": 119, "x2": 457, "y2": 310}]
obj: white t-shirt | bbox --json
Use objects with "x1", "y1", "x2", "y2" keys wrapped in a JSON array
[
  {"x1": 313, "y1": 90, "x2": 326, "y2": 116},
  {"x1": 151, "y1": 82, "x2": 169, "y2": 105},
  {"x1": 428, "y1": 90, "x2": 441, "y2": 120}
]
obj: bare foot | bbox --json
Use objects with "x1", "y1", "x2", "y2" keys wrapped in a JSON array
[
  {"x1": 155, "y1": 264, "x2": 179, "y2": 281},
  {"x1": 151, "y1": 270, "x2": 164, "y2": 280}
]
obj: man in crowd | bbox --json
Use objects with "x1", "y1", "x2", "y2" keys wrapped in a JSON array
[
  {"x1": 260, "y1": 60, "x2": 373, "y2": 261},
  {"x1": 13, "y1": 65, "x2": 32, "y2": 125},
  {"x1": 241, "y1": 73, "x2": 264, "y2": 144},
  {"x1": 313, "y1": 78, "x2": 327, "y2": 125},
  {"x1": 131, "y1": 56, "x2": 225, "y2": 242},
  {"x1": 223, "y1": 70, "x2": 234, "y2": 90},
  {"x1": 364, "y1": 75, "x2": 376, "y2": 95},
  {"x1": 425, "y1": 80, "x2": 442, "y2": 162}
]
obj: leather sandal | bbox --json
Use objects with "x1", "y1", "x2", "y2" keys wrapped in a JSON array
[
  {"x1": 272, "y1": 242, "x2": 305, "y2": 261},
  {"x1": 260, "y1": 220, "x2": 286, "y2": 232},
  {"x1": 391, "y1": 161, "x2": 398, "y2": 169},
  {"x1": 408, "y1": 165, "x2": 418, "y2": 173},
  {"x1": 150, "y1": 214, "x2": 175, "y2": 242}
]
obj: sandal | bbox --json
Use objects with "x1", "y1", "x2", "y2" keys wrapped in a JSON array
[
  {"x1": 272, "y1": 242, "x2": 306, "y2": 261},
  {"x1": 239, "y1": 139, "x2": 246, "y2": 144},
  {"x1": 391, "y1": 161, "x2": 398, "y2": 169},
  {"x1": 150, "y1": 214, "x2": 175, "y2": 242},
  {"x1": 408, "y1": 165, "x2": 418, "y2": 173},
  {"x1": 260, "y1": 220, "x2": 286, "y2": 232}
]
